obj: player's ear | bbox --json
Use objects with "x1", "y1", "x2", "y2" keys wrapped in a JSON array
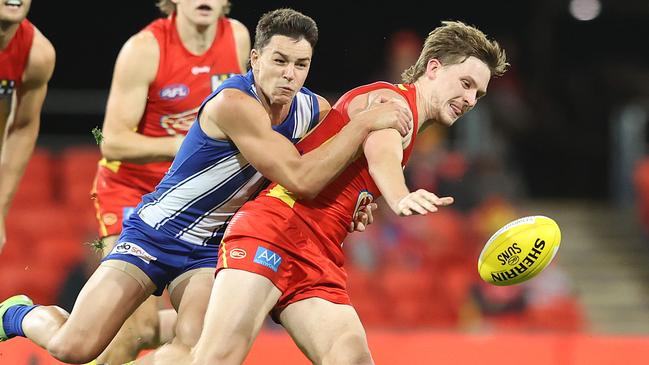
[
  {"x1": 425, "y1": 58, "x2": 442, "y2": 80},
  {"x1": 250, "y1": 49, "x2": 260, "y2": 70}
]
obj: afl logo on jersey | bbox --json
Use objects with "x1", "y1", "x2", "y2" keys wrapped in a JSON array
[{"x1": 160, "y1": 84, "x2": 189, "y2": 100}]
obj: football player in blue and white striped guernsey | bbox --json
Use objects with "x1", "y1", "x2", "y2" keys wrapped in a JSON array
[{"x1": 0, "y1": 9, "x2": 411, "y2": 364}]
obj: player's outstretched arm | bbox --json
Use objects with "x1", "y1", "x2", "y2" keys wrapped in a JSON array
[
  {"x1": 207, "y1": 89, "x2": 410, "y2": 199},
  {"x1": 364, "y1": 128, "x2": 453, "y2": 216},
  {"x1": 0, "y1": 28, "x2": 55, "y2": 253},
  {"x1": 100, "y1": 32, "x2": 183, "y2": 163}
]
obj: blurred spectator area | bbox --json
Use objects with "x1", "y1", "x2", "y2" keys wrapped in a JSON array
[
  {"x1": 343, "y1": 136, "x2": 585, "y2": 332},
  {"x1": 0, "y1": 143, "x2": 586, "y2": 332},
  {"x1": 0, "y1": 145, "x2": 101, "y2": 307}
]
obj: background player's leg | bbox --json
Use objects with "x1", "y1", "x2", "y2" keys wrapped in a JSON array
[
  {"x1": 133, "y1": 268, "x2": 213, "y2": 365},
  {"x1": 95, "y1": 235, "x2": 171, "y2": 364},
  {"x1": 189, "y1": 269, "x2": 281, "y2": 365},
  {"x1": 18, "y1": 262, "x2": 155, "y2": 363},
  {"x1": 280, "y1": 298, "x2": 374, "y2": 365},
  {"x1": 158, "y1": 308, "x2": 177, "y2": 344}
]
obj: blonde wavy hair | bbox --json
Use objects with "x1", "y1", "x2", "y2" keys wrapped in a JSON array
[{"x1": 402, "y1": 21, "x2": 508, "y2": 83}]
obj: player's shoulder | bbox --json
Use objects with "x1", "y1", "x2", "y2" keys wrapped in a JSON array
[
  {"x1": 127, "y1": 29, "x2": 160, "y2": 56},
  {"x1": 116, "y1": 30, "x2": 160, "y2": 73},
  {"x1": 315, "y1": 94, "x2": 331, "y2": 118},
  {"x1": 209, "y1": 88, "x2": 261, "y2": 115},
  {"x1": 24, "y1": 26, "x2": 55, "y2": 85},
  {"x1": 204, "y1": 88, "x2": 267, "y2": 131},
  {"x1": 366, "y1": 83, "x2": 407, "y2": 100},
  {"x1": 227, "y1": 17, "x2": 250, "y2": 35}
]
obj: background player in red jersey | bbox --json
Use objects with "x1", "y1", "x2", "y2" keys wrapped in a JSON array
[
  {"x1": 0, "y1": 0, "x2": 55, "y2": 254},
  {"x1": 160, "y1": 21, "x2": 509, "y2": 365},
  {"x1": 93, "y1": 0, "x2": 249, "y2": 363}
]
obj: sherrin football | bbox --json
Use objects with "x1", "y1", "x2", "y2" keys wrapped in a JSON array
[{"x1": 478, "y1": 216, "x2": 561, "y2": 286}]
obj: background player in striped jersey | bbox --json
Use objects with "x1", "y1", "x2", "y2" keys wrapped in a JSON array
[
  {"x1": 163, "y1": 21, "x2": 508, "y2": 365},
  {"x1": 0, "y1": 8, "x2": 409, "y2": 364},
  {"x1": 91, "y1": 1, "x2": 249, "y2": 363},
  {"x1": 0, "y1": 0, "x2": 55, "y2": 254}
]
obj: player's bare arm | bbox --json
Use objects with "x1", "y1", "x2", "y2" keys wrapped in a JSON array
[
  {"x1": 361, "y1": 90, "x2": 453, "y2": 216},
  {"x1": 0, "y1": 28, "x2": 54, "y2": 217},
  {"x1": 203, "y1": 89, "x2": 410, "y2": 199},
  {"x1": 100, "y1": 31, "x2": 182, "y2": 163},
  {"x1": 230, "y1": 18, "x2": 251, "y2": 73}
]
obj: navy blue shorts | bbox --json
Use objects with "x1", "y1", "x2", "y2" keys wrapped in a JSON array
[{"x1": 103, "y1": 215, "x2": 218, "y2": 296}]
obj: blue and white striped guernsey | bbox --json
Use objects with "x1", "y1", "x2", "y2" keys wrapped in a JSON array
[{"x1": 132, "y1": 71, "x2": 320, "y2": 246}]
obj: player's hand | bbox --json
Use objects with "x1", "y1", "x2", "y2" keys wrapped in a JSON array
[
  {"x1": 394, "y1": 189, "x2": 454, "y2": 216},
  {"x1": 359, "y1": 96, "x2": 412, "y2": 136},
  {"x1": 348, "y1": 202, "x2": 378, "y2": 233},
  {"x1": 0, "y1": 217, "x2": 6, "y2": 255}
]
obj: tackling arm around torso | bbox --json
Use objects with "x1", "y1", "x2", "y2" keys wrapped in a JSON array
[{"x1": 201, "y1": 88, "x2": 410, "y2": 199}]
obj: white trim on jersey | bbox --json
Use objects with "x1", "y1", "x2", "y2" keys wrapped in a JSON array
[
  {"x1": 138, "y1": 153, "x2": 248, "y2": 229},
  {"x1": 293, "y1": 92, "x2": 314, "y2": 138},
  {"x1": 176, "y1": 170, "x2": 266, "y2": 245}
]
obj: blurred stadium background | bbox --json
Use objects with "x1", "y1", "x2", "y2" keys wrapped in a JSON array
[{"x1": 2, "y1": 0, "x2": 649, "y2": 364}]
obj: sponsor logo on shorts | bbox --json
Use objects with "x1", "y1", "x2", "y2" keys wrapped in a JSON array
[
  {"x1": 160, "y1": 84, "x2": 189, "y2": 100},
  {"x1": 112, "y1": 242, "x2": 158, "y2": 264},
  {"x1": 102, "y1": 212, "x2": 118, "y2": 226},
  {"x1": 253, "y1": 246, "x2": 282, "y2": 272},
  {"x1": 123, "y1": 207, "x2": 136, "y2": 221},
  {"x1": 230, "y1": 248, "x2": 247, "y2": 259}
]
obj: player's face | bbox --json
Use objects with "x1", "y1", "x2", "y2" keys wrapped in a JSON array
[
  {"x1": 0, "y1": 0, "x2": 31, "y2": 24},
  {"x1": 251, "y1": 35, "x2": 313, "y2": 106},
  {"x1": 429, "y1": 56, "x2": 490, "y2": 126},
  {"x1": 174, "y1": 0, "x2": 226, "y2": 27}
]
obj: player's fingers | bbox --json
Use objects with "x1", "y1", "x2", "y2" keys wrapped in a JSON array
[
  {"x1": 404, "y1": 198, "x2": 431, "y2": 215},
  {"x1": 356, "y1": 222, "x2": 366, "y2": 232},
  {"x1": 437, "y1": 196, "x2": 455, "y2": 206},
  {"x1": 418, "y1": 190, "x2": 454, "y2": 207},
  {"x1": 357, "y1": 211, "x2": 369, "y2": 226},
  {"x1": 410, "y1": 191, "x2": 441, "y2": 212},
  {"x1": 363, "y1": 205, "x2": 376, "y2": 225},
  {"x1": 416, "y1": 196, "x2": 439, "y2": 212}
]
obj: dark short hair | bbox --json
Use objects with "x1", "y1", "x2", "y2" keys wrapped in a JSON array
[{"x1": 253, "y1": 8, "x2": 318, "y2": 51}]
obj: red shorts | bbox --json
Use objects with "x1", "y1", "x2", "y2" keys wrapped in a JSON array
[
  {"x1": 93, "y1": 165, "x2": 162, "y2": 237},
  {"x1": 217, "y1": 200, "x2": 351, "y2": 313}
]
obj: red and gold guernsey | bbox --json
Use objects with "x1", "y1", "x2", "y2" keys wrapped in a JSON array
[
  {"x1": 94, "y1": 14, "x2": 242, "y2": 237},
  {"x1": 0, "y1": 19, "x2": 34, "y2": 122},
  {"x1": 225, "y1": 82, "x2": 419, "y2": 259}
]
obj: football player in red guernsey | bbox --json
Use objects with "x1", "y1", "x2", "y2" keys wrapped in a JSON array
[
  {"x1": 0, "y1": 0, "x2": 55, "y2": 254},
  {"x1": 93, "y1": 1, "x2": 248, "y2": 363},
  {"x1": 180, "y1": 21, "x2": 509, "y2": 365}
]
